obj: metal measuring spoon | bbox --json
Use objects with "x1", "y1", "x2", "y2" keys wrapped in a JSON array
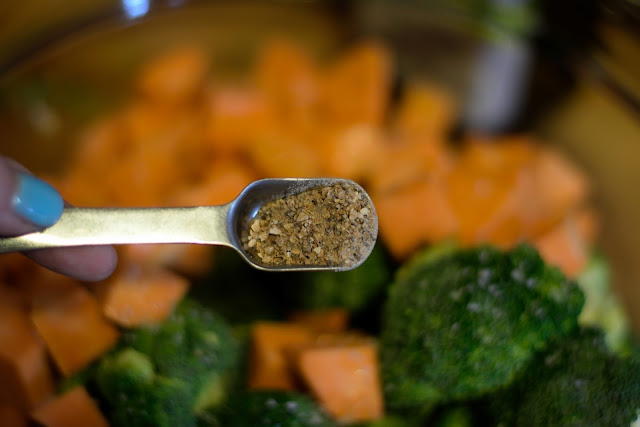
[{"x1": 0, "y1": 178, "x2": 378, "y2": 272}]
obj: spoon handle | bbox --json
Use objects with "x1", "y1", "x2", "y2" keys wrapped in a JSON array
[{"x1": 0, "y1": 206, "x2": 232, "y2": 253}]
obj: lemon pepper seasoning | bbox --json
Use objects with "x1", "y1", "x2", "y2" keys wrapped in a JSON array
[{"x1": 242, "y1": 183, "x2": 376, "y2": 267}]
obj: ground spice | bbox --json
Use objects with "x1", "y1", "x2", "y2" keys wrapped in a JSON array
[{"x1": 242, "y1": 183, "x2": 377, "y2": 268}]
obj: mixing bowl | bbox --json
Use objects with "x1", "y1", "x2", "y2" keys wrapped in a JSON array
[{"x1": 2, "y1": 0, "x2": 640, "y2": 424}]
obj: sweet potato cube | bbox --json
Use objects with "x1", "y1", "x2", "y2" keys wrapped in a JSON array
[
  {"x1": 0, "y1": 303, "x2": 54, "y2": 411},
  {"x1": 101, "y1": 266, "x2": 189, "y2": 327},
  {"x1": 297, "y1": 342, "x2": 384, "y2": 423},
  {"x1": 31, "y1": 387, "x2": 108, "y2": 427},
  {"x1": 249, "y1": 322, "x2": 314, "y2": 390},
  {"x1": 32, "y1": 287, "x2": 119, "y2": 376},
  {"x1": 534, "y1": 208, "x2": 598, "y2": 278},
  {"x1": 289, "y1": 308, "x2": 349, "y2": 334},
  {"x1": 374, "y1": 179, "x2": 458, "y2": 259}
]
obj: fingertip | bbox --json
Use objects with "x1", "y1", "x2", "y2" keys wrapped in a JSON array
[
  {"x1": 0, "y1": 157, "x2": 64, "y2": 234},
  {"x1": 13, "y1": 172, "x2": 64, "y2": 228},
  {"x1": 92, "y1": 245, "x2": 119, "y2": 281},
  {"x1": 26, "y1": 245, "x2": 119, "y2": 282}
]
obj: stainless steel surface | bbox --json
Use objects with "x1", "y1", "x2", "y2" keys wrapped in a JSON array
[{"x1": 0, "y1": 177, "x2": 378, "y2": 272}]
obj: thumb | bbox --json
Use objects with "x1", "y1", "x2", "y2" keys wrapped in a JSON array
[{"x1": 0, "y1": 155, "x2": 64, "y2": 235}]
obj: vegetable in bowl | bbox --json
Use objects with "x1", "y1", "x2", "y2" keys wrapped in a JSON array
[
  {"x1": 380, "y1": 243, "x2": 584, "y2": 409},
  {"x1": 0, "y1": 34, "x2": 637, "y2": 426}
]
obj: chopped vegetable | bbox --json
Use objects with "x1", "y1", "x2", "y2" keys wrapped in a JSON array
[
  {"x1": 320, "y1": 124, "x2": 386, "y2": 182},
  {"x1": 31, "y1": 286, "x2": 119, "y2": 376},
  {"x1": 289, "y1": 308, "x2": 349, "y2": 334},
  {"x1": 380, "y1": 244, "x2": 584, "y2": 408},
  {"x1": 321, "y1": 41, "x2": 392, "y2": 126},
  {"x1": 0, "y1": 36, "x2": 622, "y2": 425},
  {"x1": 392, "y1": 82, "x2": 457, "y2": 138},
  {"x1": 297, "y1": 340, "x2": 384, "y2": 423},
  {"x1": 293, "y1": 243, "x2": 391, "y2": 315},
  {"x1": 206, "y1": 86, "x2": 273, "y2": 154},
  {"x1": 101, "y1": 265, "x2": 189, "y2": 327},
  {"x1": 433, "y1": 406, "x2": 473, "y2": 427},
  {"x1": 374, "y1": 179, "x2": 458, "y2": 258},
  {"x1": 31, "y1": 387, "x2": 108, "y2": 427},
  {"x1": 492, "y1": 328, "x2": 640, "y2": 426},
  {"x1": 254, "y1": 39, "x2": 320, "y2": 122},
  {"x1": 210, "y1": 390, "x2": 335, "y2": 427},
  {"x1": 96, "y1": 297, "x2": 239, "y2": 426},
  {"x1": 249, "y1": 322, "x2": 314, "y2": 390},
  {"x1": 136, "y1": 46, "x2": 210, "y2": 106},
  {"x1": 95, "y1": 348, "x2": 192, "y2": 427},
  {"x1": 0, "y1": 298, "x2": 54, "y2": 410},
  {"x1": 576, "y1": 254, "x2": 632, "y2": 354},
  {"x1": 533, "y1": 207, "x2": 598, "y2": 278}
]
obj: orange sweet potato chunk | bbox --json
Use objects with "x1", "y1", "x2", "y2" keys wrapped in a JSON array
[
  {"x1": 528, "y1": 146, "x2": 590, "y2": 233},
  {"x1": 445, "y1": 137, "x2": 540, "y2": 247},
  {"x1": 31, "y1": 387, "x2": 108, "y2": 427},
  {"x1": 102, "y1": 266, "x2": 189, "y2": 327},
  {"x1": 368, "y1": 137, "x2": 453, "y2": 195},
  {"x1": 393, "y1": 82, "x2": 457, "y2": 138},
  {"x1": 374, "y1": 179, "x2": 458, "y2": 259},
  {"x1": 321, "y1": 41, "x2": 392, "y2": 126},
  {"x1": 0, "y1": 302, "x2": 54, "y2": 411},
  {"x1": 137, "y1": 46, "x2": 210, "y2": 106},
  {"x1": 248, "y1": 130, "x2": 323, "y2": 178},
  {"x1": 123, "y1": 243, "x2": 214, "y2": 277},
  {"x1": 171, "y1": 155, "x2": 257, "y2": 207},
  {"x1": 289, "y1": 308, "x2": 349, "y2": 334},
  {"x1": 31, "y1": 287, "x2": 119, "y2": 376},
  {"x1": 254, "y1": 40, "x2": 320, "y2": 122},
  {"x1": 534, "y1": 208, "x2": 599, "y2": 278},
  {"x1": 249, "y1": 322, "x2": 314, "y2": 391},
  {"x1": 206, "y1": 86, "x2": 274, "y2": 153},
  {"x1": 319, "y1": 124, "x2": 386, "y2": 182},
  {"x1": 297, "y1": 342, "x2": 384, "y2": 424}
]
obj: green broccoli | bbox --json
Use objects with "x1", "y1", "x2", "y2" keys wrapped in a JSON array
[
  {"x1": 191, "y1": 247, "x2": 291, "y2": 323},
  {"x1": 96, "y1": 348, "x2": 192, "y2": 426},
  {"x1": 380, "y1": 244, "x2": 584, "y2": 409},
  {"x1": 433, "y1": 406, "x2": 473, "y2": 427},
  {"x1": 294, "y1": 243, "x2": 391, "y2": 314},
  {"x1": 576, "y1": 254, "x2": 632, "y2": 355},
  {"x1": 502, "y1": 327, "x2": 640, "y2": 426},
  {"x1": 203, "y1": 390, "x2": 335, "y2": 426},
  {"x1": 348, "y1": 415, "x2": 419, "y2": 427},
  {"x1": 95, "y1": 297, "x2": 239, "y2": 427}
]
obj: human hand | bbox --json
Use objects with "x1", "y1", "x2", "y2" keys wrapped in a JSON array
[{"x1": 0, "y1": 155, "x2": 117, "y2": 281}]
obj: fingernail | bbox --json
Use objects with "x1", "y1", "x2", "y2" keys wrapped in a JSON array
[{"x1": 13, "y1": 173, "x2": 64, "y2": 228}]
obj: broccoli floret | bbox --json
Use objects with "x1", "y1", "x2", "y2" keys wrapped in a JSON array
[
  {"x1": 394, "y1": 239, "x2": 458, "y2": 282},
  {"x1": 95, "y1": 298, "x2": 239, "y2": 426},
  {"x1": 576, "y1": 254, "x2": 632, "y2": 354},
  {"x1": 380, "y1": 244, "x2": 584, "y2": 409},
  {"x1": 433, "y1": 406, "x2": 473, "y2": 427},
  {"x1": 349, "y1": 415, "x2": 418, "y2": 427},
  {"x1": 204, "y1": 390, "x2": 335, "y2": 426},
  {"x1": 295, "y1": 243, "x2": 391, "y2": 314},
  {"x1": 191, "y1": 247, "x2": 290, "y2": 323},
  {"x1": 96, "y1": 348, "x2": 192, "y2": 426},
  {"x1": 505, "y1": 327, "x2": 640, "y2": 426}
]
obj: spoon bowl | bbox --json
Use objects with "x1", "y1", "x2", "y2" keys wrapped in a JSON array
[{"x1": 230, "y1": 178, "x2": 378, "y2": 272}]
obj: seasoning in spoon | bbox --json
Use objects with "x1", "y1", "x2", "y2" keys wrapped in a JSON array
[{"x1": 242, "y1": 183, "x2": 377, "y2": 268}]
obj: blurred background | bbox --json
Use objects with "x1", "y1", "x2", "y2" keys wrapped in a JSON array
[{"x1": 1, "y1": 0, "x2": 640, "y2": 330}]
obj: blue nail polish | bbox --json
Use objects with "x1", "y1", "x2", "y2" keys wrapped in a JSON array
[{"x1": 12, "y1": 173, "x2": 64, "y2": 228}]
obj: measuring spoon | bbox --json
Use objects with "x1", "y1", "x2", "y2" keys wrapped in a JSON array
[{"x1": 0, "y1": 178, "x2": 378, "y2": 272}]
